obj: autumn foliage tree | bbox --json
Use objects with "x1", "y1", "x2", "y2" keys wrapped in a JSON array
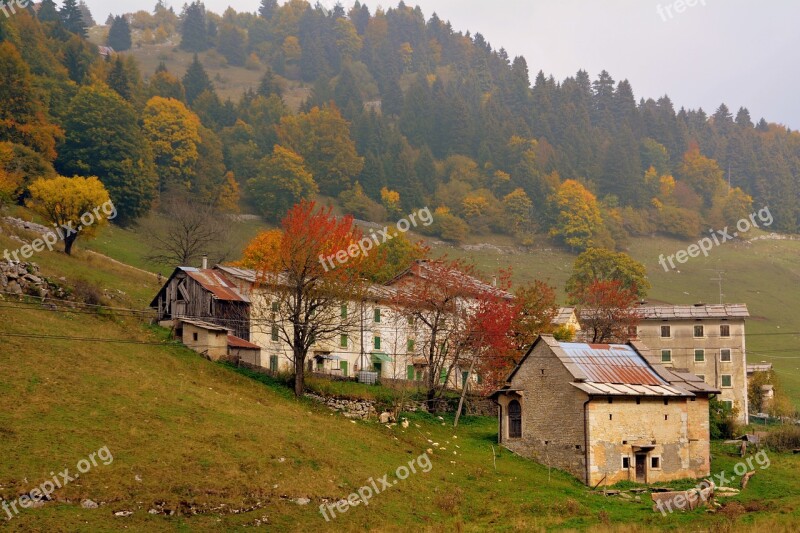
[
  {"x1": 238, "y1": 201, "x2": 369, "y2": 396},
  {"x1": 276, "y1": 104, "x2": 364, "y2": 195},
  {"x1": 570, "y1": 279, "x2": 639, "y2": 343},
  {"x1": 27, "y1": 176, "x2": 112, "y2": 255},
  {"x1": 549, "y1": 179, "x2": 607, "y2": 251},
  {"x1": 390, "y1": 259, "x2": 508, "y2": 410},
  {"x1": 247, "y1": 144, "x2": 317, "y2": 220},
  {"x1": 143, "y1": 96, "x2": 202, "y2": 193}
]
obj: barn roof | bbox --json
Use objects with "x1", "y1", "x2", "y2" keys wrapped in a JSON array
[
  {"x1": 149, "y1": 266, "x2": 249, "y2": 308},
  {"x1": 186, "y1": 269, "x2": 249, "y2": 302},
  {"x1": 386, "y1": 260, "x2": 512, "y2": 299},
  {"x1": 633, "y1": 304, "x2": 749, "y2": 319}
]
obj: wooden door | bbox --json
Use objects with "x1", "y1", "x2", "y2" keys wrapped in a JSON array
[{"x1": 635, "y1": 454, "x2": 646, "y2": 483}]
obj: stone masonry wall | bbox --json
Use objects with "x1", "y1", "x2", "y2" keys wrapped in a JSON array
[{"x1": 500, "y1": 341, "x2": 589, "y2": 483}]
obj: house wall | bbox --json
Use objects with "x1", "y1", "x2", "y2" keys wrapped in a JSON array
[
  {"x1": 586, "y1": 396, "x2": 712, "y2": 486},
  {"x1": 230, "y1": 347, "x2": 261, "y2": 366},
  {"x1": 221, "y1": 277, "x2": 475, "y2": 387},
  {"x1": 636, "y1": 318, "x2": 748, "y2": 423},
  {"x1": 181, "y1": 323, "x2": 228, "y2": 360},
  {"x1": 500, "y1": 341, "x2": 589, "y2": 483}
]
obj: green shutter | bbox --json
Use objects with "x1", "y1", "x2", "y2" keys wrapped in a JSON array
[
  {"x1": 271, "y1": 324, "x2": 279, "y2": 341},
  {"x1": 407, "y1": 339, "x2": 415, "y2": 352},
  {"x1": 374, "y1": 336, "x2": 381, "y2": 350},
  {"x1": 374, "y1": 308, "x2": 381, "y2": 322},
  {"x1": 440, "y1": 369, "x2": 447, "y2": 384},
  {"x1": 407, "y1": 365, "x2": 415, "y2": 380},
  {"x1": 269, "y1": 355, "x2": 278, "y2": 372},
  {"x1": 340, "y1": 334, "x2": 348, "y2": 348},
  {"x1": 341, "y1": 305, "x2": 347, "y2": 318}
]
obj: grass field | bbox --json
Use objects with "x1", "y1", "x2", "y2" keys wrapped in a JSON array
[{"x1": 2, "y1": 211, "x2": 800, "y2": 530}]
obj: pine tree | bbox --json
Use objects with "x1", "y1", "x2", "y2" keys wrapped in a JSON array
[
  {"x1": 258, "y1": 0, "x2": 278, "y2": 19},
  {"x1": 60, "y1": 0, "x2": 87, "y2": 36},
  {"x1": 182, "y1": 54, "x2": 213, "y2": 105},
  {"x1": 179, "y1": 1, "x2": 208, "y2": 52},
  {"x1": 257, "y1": 68, "x2": 282, "y2": 97},
  {"x1": 217, "y1": 24, "x2": 247, "y2": 66},
  {"x1": 38, "y1": 0, "x2": 61, "y2": 23},
  {"x1": 78, "y1": 1, "x2": 95, "y2": 27},
  {"x1": 107, "y1": 15, "x2": 132, "y2": 51},
  {"x1": 107, "y1": 56, "x2": 132, "y2": 100}
]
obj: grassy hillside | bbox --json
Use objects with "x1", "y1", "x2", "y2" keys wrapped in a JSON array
[{"x1": 2, "y1": 214, "x2": 800, "y2": 531}]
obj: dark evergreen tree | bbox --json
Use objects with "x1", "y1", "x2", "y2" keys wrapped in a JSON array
[
  {"x1": 180, "y1": 1, "x2": 208, "y2": 52},
  {"x1": 257, "y1": 68, "x2": 282, "y2": 97},
  {"x1": 78, "y1": 1, "x2": 95, "y2": 27},
  {"x1": 217, "y1": 23, "x2": 247, "y2": 66},
  {"x1": 37, "y1": 0, "x2": 61, "y2": 23},
  {"x1": 107, "y1": 15, "x2": 132, "y2": 51},
  {"x1": 182, "y1": 54, "x2": 213, "y2": 104},
  {"x1": 258, "y1": 0, "x2": 278, "y2": 19},
  {"x1": 107, "y1": 56, "x2": 132, "y2": 100},
  {"x1": 59, "y1": 0, "x2": 87, "y2": 36}
]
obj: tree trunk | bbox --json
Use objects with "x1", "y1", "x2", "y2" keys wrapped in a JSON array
[
  {"x1": 454, "y1": 356, "x2": 477, "y2": 428},
  {"x1": 64, "y1": 233, "x2": 77, "y2": 255},
  {"x1": 294, "y1": 347, "x2": 305, "y2": 397}
]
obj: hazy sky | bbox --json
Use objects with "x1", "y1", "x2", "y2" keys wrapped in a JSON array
[{"x1": 85, "y1": 0, "x2": 800, "y2": 128}]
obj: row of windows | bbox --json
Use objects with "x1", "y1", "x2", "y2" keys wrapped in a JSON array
[
  {"x1": 659, "y1": 324, "x2": 731, "y2": 338},
  {"x1": 660, "y1": 348, "x2": 733, "y2": 363}
]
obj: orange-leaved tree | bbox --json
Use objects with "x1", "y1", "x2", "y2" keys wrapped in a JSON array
[{"x1": 239, "y1": 201, "x2": 371, "y2": 396}]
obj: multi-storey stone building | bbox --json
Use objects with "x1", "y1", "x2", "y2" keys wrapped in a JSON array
[{"x1": 633, "y1": 304, "x2": 749, "y2": 424}]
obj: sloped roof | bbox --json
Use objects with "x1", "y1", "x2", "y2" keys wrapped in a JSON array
[
  {"x1": 554, "y1": 307, "x2": 577, "y2": 325},
  {"x1": 177, "y1": 318, "x2": 230, "y2": 332},
  {"x1": 227, "y1": 334, "x2": 261, "y2": 350},
  {"x1": 186, "y1": 269, "x2": 249, "y2": 302},
  {"x1": 634, "y1": 304, "x2": 749, "y2": 320},
  {"x1": 556, "y1": 342, "x2": 668, "y2": 387},
  {"x1": 386, "y1": 260, "x2": 512, "y2": 299},
  {"x1": 499, "y1": 336, "x2": 717, "y2": 398}
]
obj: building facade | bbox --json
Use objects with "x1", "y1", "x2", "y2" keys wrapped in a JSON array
[
  {"x1": 633, "y1": 304, "x2": 749, "y2": 423},
  {"x1": 492, "y1": 336, "x2": 718, "y2": 486}
]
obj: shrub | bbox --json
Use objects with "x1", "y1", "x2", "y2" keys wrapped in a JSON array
[
  {"x1": 709, "y1": 396, "x2": 740, "y2": 439},
  {"x1": 763, "y1": 425, "x2": 800, "y2": 452}
]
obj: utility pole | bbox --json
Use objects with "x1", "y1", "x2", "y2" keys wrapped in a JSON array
[{"x1": 706, "y1": 270, "x2": 726, "y2": 304}]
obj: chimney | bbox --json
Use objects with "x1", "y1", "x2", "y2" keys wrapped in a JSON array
[{"x1": 201, "y1": 254, "x2": 208, "y2": 269}]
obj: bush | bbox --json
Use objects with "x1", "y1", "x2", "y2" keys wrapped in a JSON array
[
  {"x1": 710, "y1": 396, "x2": 740, "y2": 439},
  {"x1": 763, "y1": 425, "x2": 800, "y2": 452}
]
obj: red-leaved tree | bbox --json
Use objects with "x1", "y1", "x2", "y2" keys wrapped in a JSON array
[
  {"x1": 571, "y1": 279, "x2": 639, "y2": 343},
  {"x1": 239, "y1": 201, "x2": 371, "y2": 396}
]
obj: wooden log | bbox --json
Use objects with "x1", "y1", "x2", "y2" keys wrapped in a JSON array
[{"x1": 741, "y1": 470, "x2": 756, "y2": 490}]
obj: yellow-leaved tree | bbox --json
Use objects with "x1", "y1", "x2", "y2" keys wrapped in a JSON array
[
  {"x1": 27, "y1": 176, "x2": 112, "y2": 255},
  {"x1": 142, "y1": 96, "x2": 202, "y2": 193},
  {"x1": 550, "y1": 179, "x2": 607, "y2": 251}
]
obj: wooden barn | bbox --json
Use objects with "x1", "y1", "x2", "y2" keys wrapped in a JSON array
[{"x1": 150, "y1": 266, "x2": 251, "y2": 341}]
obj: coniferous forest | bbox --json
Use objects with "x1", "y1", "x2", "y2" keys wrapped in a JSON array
[{"x1": 2, "y1": 0, "x2": 799, "y2": 250}]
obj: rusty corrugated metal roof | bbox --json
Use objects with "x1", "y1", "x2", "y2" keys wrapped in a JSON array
[
  {"x1": 556, "y1": 342, "x2": 668, "y2": 387},
  {"x1": 227, "y1": 334, "x2": 260, "y2": 350},
  {"x1": 186, "y1": 269, "x2": 249, "y2": 302}
]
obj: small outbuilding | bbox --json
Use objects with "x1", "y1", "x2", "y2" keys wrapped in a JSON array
[{"x1": 491, "y1": 335, "x2": 719, "y2": 486}]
